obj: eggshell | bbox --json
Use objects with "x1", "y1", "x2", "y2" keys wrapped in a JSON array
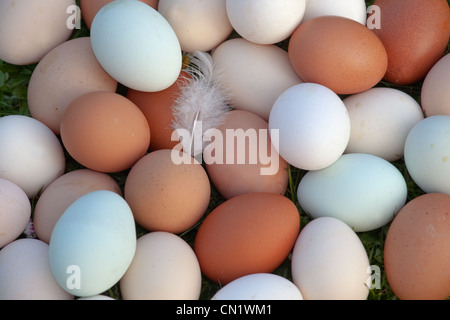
[
  {"x1": 126, "y1": 71, "x2": 190, "y2": 151},
  {"x1": 120, "y1": 232, "x2": 202, "y2": 300},
  {"x1": 0, "y1": 115, "x2": 65, "y2": 198},
  {"x1": 60, "y1": 91, "x2": 151, "y2": 173},
  {"x1": 371, "y1": 0, "x2": 450, "y2": 85},
  {"x1": 288, "y1": 15, "x2": 388, "y2": 95},
  {"x1": 80, "y1": 0, "x2": 159, "y2": 29},
  {"x1": 343, "y1": 87, "x2": 424, "y2": 162},
  {"x1": 0, "y1": 239, "x2": 74, "y2": 300},
  {"x1": 297, "y1": 153, "x2": 408, "y2": 232},
  {"x1": 0, "y1": 179, "x2": 31, "y2": 248},
  {"x1": 0, "y1": 0, "x2": 75, "y2": 65},
  {"x1": 212, "y1": 38, "x2": 303, "y2": 121},
  {"x1": 27, "y1": 37, "x2": 118, "y2": 134},
  {"x1": 226, "y1": 0, "x2": 306, "y2": 45},
  {"x1": 49, "y1": 190, "x2": 136, "y2": 297},
  {"x1": 33, "y1": 169, "x2": 122, "y2": 244},
  {"x1": 211, "y1": 273, "x2": 303, "y2": 300},
  {"x1": 77, "y1": 295, "x2": 115, "y2": 300},
  {"x1": 384, "y1": 193, "x2": 450, "y2": 300},
  {"x1": 303, "y1": 0, "x2": 367, "y2": 24},
  {"x1": 158, "y1": 0, "x2": 233, "y2": 53},
  {"x1": 124, "y1": 149, "x2": 210, "y2": 234},
  {"x1": 404, "y1": 115, "x2": 450, "y2": 195},
  {"x1": 291, "y1": 217, "x2": 370, "y2": 300},
  {"x1": 268, "y1": 83, "x2": 351, "y2": 171},
  {"x1": 91, "y1": 0, "x2": 182, "y2": 92},
  {"x1": 194, "y1": 192, "x2": 300, "y2": 285},
  {"x1": 422, "y1": 53, "x2": 450, "y2": 117}
]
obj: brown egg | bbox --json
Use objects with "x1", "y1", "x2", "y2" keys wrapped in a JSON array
[
  {"x1": 124, "y1": 149, "x2": 210, "y2": 234},
  {"x1": 126, "y1": 71, "x2": 190, "y2": 151},
  {"x1": 80, "y1": 0, "x2": 159, "y2": 29},
  {"x1": 288, "y1": 15, "x2": 388, "y2": 95},
  {"x1": 421, "y1": 53, "x2": 450, "y2": 117},
  {"x1": 194, "y1": 192, "x2": 300, "y2": 285},
  {"x1": 60, "y1": 91, "x2": 151, "y2": 173},
  {"x1": 205, "y1": 110, "x2": 289, "y2": 200},
  {"x1": 384, "y1": 193, "x2": 450, "y2": 300},
  {"x1": 371, "y1": 0, "x2": 450, "y2": 85},
  {"x1": 33, "y1": 169, "x2": 122, "y2": 244},
  {"x1": 28, "y1": 37, "x2": 118, "y2": 134}
]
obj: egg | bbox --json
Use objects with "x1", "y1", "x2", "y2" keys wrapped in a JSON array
[
  {"x1": 126, "y1": 71, "x2": 190, "y2": 151},
  {"x1": 0, "y1": 239, "x2": 74, "y2": 300},
  {"x1": 384, "y1": 193, "x2": 450, "y2": 300},
  {"x1": 120, "y1": 232, "x2": 202, "y2": 300},
  {"x1": 0, "y1": 179, "x2": 31, "y2": 248},
  {"x1": 124, "y1": 149, "x2": 210, "y2": 234},
  {"x1": 90, "y1": 0, "x2": 182, "y2": 92},
  {"x1": 297, "y1": 153, "x2": 408, "y2": 232},
  {"x1": 211, "y1": 273, "x2": 303, "y2": 300},
  {"x1": 194, "y1": 192, "x2": 300, "y2": 285},
  {"x1": 204, "y1": 110, "x2": 289, "y2": 200},
  {"x1": 77, "y1": 295, "x2": 115, "y2": 300},
  {"x1": 268, "y1": 83, "x2": 351, "y2": 171},
  {"x1": 288, "y1": 15, "x2": 388, "y2": 95},
  {"x1": 302, "y1": 0, "x2": 367, "y2": 25},
  {"x1": 158, "y1": 0, "x2": 233, "y2": 53},
  {"x1": 404, "y1": 115, "x2": 450, "y2": 195},
  {"x1": 27, "y1": 37, "x2": 118, "y2": 134},
  {"x1": 371, "y1": 0, "x2": 450, "y2": 85},
  {"x1": 225, "y1": 0, "x2": 306, "y2": 45},
  {"x1": 0, "y1": 0, "x2": 75, "y2": 65},
  {"x1": 80, "y1": 0, "x2": 159, "y2": 29},
  {"x1": 291, "y1": 217, "x2": 370, "y2": 300},
  {"x1": 33, "y1": 169, "x2": 122, "y2": 244},
  {"x1": 343, "y1": 87, "x2": 424, "y2": 162},
  {"x1": 60, "y1": 91, "x2": 150, "y2": 173},
  {"x1": 422, "y1": 53, "x2": 450, "y2": 117},
  {"x1": 212, "y1": 38, "x2": 303, "y2": 121},
  {"x1": 0, "y1": 115, "x2": 65, "y2": 198},
  {"x1": 49, "y1": 190, "x2": 136, "y2": 297}
]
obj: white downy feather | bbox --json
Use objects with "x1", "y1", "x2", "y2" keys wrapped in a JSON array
[{"x1": 171, "y1": 51, "x2": 231, "y2": 161}]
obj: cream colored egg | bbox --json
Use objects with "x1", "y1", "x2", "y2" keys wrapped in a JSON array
[
  {"x1": 158, "y1": 0, "x2": 233, "y2": 52},
  {"x1": 0, "y1": 0, "x2": 75, "y2": 65},
  {"x1": 0, "y1": 239, "x2": 74, "y2": 300},
  {"x1": 303, "y1": 0, "x2": 368, "y2": 25},
  {"x1": 28, "y1": 37, "x2": 118, "y2": 134},
  {"x1": 212, "y1": 38, "x2": 303, "y2": 121},
  {"x1": 0, "y1": 179, "x2": 31, "y2": 248},
  {"x1": 291, "y1": 217, "x2": 370, "y2": 300},
  {"x1": 120, "y1": 231, "x2": 202, "y2": 300},
  {"x1": 422, "y1": 53, "x2": 450, "y2": 117},
  {"x1": 226, "y1": 0, "x2": 306, "y2": 44}
]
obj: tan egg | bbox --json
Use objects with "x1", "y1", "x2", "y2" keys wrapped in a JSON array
[
  {"x1": 124, "y1": 149, "x2": 210, "y2": 234},
  {"x1": 0, "y1": 0, "x2": 75, "y2": 65},
  {"x1": 205, "y1": 110, "x2": 289, "y2": 200},
  {"x1": 28, "y1": 37, "x2": 118, "y2": 134},
  {"x1": 33, "y1": 169, "x2": 122, "y2": 244},
  {"x1": 422, "y1": 53, "x2": 450, "y2": 117}
]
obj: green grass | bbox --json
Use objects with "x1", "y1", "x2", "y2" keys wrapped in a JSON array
[{"x1": 0, "y1": 0, "x2": 448, "y2": 301}]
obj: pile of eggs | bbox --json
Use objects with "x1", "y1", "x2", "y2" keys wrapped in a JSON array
[{"x1": 0, "y1": 0, "x2": 450, "y2": 301}]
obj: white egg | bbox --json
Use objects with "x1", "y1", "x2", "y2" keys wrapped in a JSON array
[
  {"x1": 303, "y1": 0, "x2": 368, "y2": 25},
  {"x1": 226, "y1": 0, "x2": 306, "y2": 45},
  {"x1": 212, "y1": 38, "x2": 303, "y2": 121},
  {"x1": 91, "y1": 0, "x2": 182, "y2": 92},
  {"x1": 344, "y1": 87, "x2": 424, "y2": 162},
  {"x1": 0, "y1": 115, "x2": 65, "y2": 198},
  {"x1": 77, "y1": 295, "x2": 115, "y2": 300},
  {"x1": 49, "y1": 190, "x2": 136, "y2": 297},
  {"x1": 297, "y1": 153, "x2": 408, "y2": 232},
  {"x1": 120, "y1": 231, "x2": 202, "y2": 300},
  {"x1": 0, "y1": 239, "x2": 74, "y2": 300},
  {"x1": 291, "y1": 217, "x2": 371, "y2": 300},
  {"x1": 268, "y1": 83, "x2": 350, "y2": 170},
  {"x1": 158, "y1": 0, "x2": 233, "y2": 52},
  {"x1": 211, "y1": 273, "x2": 303, "y2": 300},
  {"x1": 404, "y1": 115, "x2": 450, "y2": 195}
]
